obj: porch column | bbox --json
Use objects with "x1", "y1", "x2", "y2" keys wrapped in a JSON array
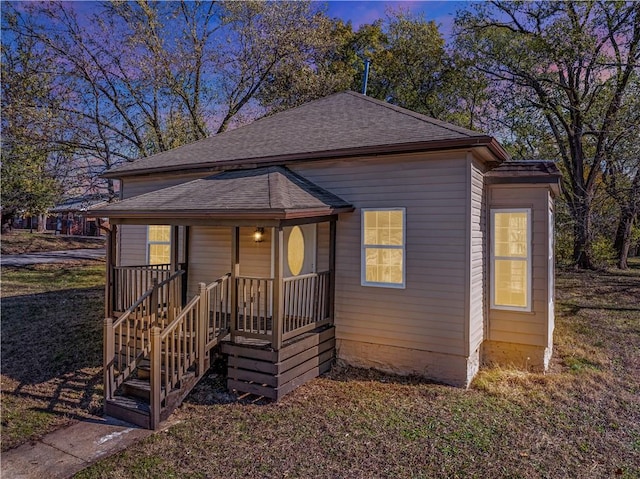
[
  {"x1": 329, "y1": 219, "x2": 337, "y2": 321},
  {"x1": 170, "y1": 225, "x2": 179, "y2": 271},
  {"x1": 105, "y1": 225, "x2": 117, "y2": 318},
  {"x1": 230, "y1": 227, "x2": 240, "y2": 342},
  {"x1": 272, "y1": 226, "x2": 284, "y2": 350}
]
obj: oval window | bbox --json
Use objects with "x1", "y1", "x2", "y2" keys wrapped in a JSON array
[{"x1": 287, "y1": 226, "x2": 305, "y2": 276}]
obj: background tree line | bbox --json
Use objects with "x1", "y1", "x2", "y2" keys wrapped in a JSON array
[{"x1": 2, "y1": 1, "x2": 638, "y2": 269}]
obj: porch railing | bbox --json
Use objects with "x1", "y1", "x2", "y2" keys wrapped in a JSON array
[
  {"x1": 104, "y1": 269, "x2": 184, "y2": 402},
  {"x1": 282, "y1": 271, "x2": 331, "y2": 341},
  {"x1": 231, "y1": 271, "x2": 331, "y2": 347},
  {"x1": 113, "y1": 264, "x2": 172, "y2": 313},
  {"x1": 148, "y1": 273, "x2": 231, "y2": 429}
]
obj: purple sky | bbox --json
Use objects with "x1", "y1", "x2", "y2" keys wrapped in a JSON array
[{"x1": 324, "y1": 1, "x2": 468, "y2": 37}]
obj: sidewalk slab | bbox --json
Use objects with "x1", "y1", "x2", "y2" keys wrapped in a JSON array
[
  {"x1": 1, "y1": 416, "x2": 153, "y2": 479},
  {"x1": 0, "y1": 248, "x2": 106, "y2": 267}
]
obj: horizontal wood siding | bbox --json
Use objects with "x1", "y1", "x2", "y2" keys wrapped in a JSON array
[
  {"x1": 469, "y1": 159, "x2": 486, "y2": 353},
  {"x1": 239, "y1": 227, "x2": 272, "y2": 278},
  {"x1": 188, "y1": 227, "x2": 231, "y2": 297},
  {"x1": 121, "y1": 172, "x2": 209, "y2": 199},
  {"x1": 292, "y1": 152, "x2": 469, "y2": 356},
  {"x1": 316, "y1": 222, "x2": 330, "y2": 272},
  {"x1": 488, "y1": 185, "x2": 551, "y2": 347},
  {"x1": 119, "y1": 225, "x2": 147, "y2": 266}
]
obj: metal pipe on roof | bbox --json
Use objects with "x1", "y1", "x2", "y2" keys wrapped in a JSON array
[{"x1": 362, "y1": 59, "x2": 370, "y2": 95}]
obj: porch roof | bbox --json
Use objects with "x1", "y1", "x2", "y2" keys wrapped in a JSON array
[{"x1": 91, "y1": 166, "x2": 354, "y2": 221}]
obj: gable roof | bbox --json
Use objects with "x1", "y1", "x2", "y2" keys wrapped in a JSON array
[
  {"x1": 105, "y1": 91, "x2": 508, "y2": 178},
  {"x1": 92, "y1": 166, "x2": 354, "y2": 220}
]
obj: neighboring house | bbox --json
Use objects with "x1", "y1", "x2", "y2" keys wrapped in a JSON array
[
  {"x1": 92, "y1": 91, "x2": 560, "y2": 429},
  {"x1": 49, "y1": 194, "x2": 110, "y2": 235}
]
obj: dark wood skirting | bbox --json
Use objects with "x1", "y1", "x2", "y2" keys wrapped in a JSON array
[{"x1": 222, "y1": 325, "x2": 335, "y2": 400}]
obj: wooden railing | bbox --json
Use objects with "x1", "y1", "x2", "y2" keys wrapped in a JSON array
[
  {"x1": 235, "y1": 276, "x2": 274, "y2": 340},
  {"x1": 104, "y1": 269, "x2": 184, "y2": 404},
  {"x1": 148, "y1": 273, "x2": 231, "y2": 429},
  {"x1": 283, "y1": 271, "x2": 330, "y2": 341},
  {"x1": 113, "y1": 264, "x2": 172, "y2": 313},
  {"x1": 230, "y1": 271, "x2": 331, "y2": 346},
  {"x1": 205, "y1": 273, "x2": 232, "y2": 349}
]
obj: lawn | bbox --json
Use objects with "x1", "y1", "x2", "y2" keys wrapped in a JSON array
[
  {"x1": 1, "y1": 260, "x2": 638, "y2": 478},
  {"x1": 0, "y1": 262, "x2": 105, "y2": 451},
  {"x1": 1, "y1": 230, "x2": 105, "y2": 255},
  {"x1": 77, "y1": 260, "x2": 639, "y2": 479}
]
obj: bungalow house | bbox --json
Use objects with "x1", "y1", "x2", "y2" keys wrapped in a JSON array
[{"x1": 92, "y1": 91, "x2": 560, "y2": 429}]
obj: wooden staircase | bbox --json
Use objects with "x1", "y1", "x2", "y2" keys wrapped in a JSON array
[{"x1": 104, "y1": 270, "x2": 336, "y2": 429}]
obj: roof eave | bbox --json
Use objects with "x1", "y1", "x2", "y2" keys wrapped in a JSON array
[
  {"x1": 102, "y1": 136, "x2": 510, "y2": 179},
  {"x1": 90, "y1": 206, "x2": 355, "y2": 221}
]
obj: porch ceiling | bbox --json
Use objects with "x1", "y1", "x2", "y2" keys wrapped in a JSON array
[{"x1": 91, "y1": 166, "x2": 354, "y2": 223}]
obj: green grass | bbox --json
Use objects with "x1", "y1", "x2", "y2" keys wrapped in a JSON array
[
  {"x1": 74, "y1": 260, "x2": 640, "y2": 479},
  {"x1": 1, "y1": 262, "x2": 105, "y2": 451},
  {"x1": 1, "y1": 230, "x2": 104, "y2": 255},
  {"x1": 1, "y1": 259, "x2": 638, "y2": 477},
  {"x1": 1, "y1": 263, "x2": 105, "y2": 297}
]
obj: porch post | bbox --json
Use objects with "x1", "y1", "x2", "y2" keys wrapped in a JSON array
[
  {"x1": 329, "y1": 219, "x2": 337, "y2": 321},
  {"x1": 272, "y1": 226, "x2": 284, "y2": 350},
  {"x1": 230, "y1": 227, "x2": 240, "y2": 342},
  {"x1": 170, "y1": 225, "x2": 179, "y2": 272},
  {"x1": 105, "y1": 225, "x2": 117, "y2": 319}
]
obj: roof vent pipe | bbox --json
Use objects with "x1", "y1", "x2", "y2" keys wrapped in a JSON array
[{"x1": 362, "y1": 59, "x2": 370, "y2": 95}]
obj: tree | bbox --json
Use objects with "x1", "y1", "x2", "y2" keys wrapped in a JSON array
[
  {"x1": 1, "y1": 12, "x2": 62, "y2": 230},
  {"x1": 456, "y1": 1, "x2": 640, "y2": 269}
]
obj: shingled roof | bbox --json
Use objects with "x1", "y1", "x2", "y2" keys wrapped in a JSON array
[
  {"x1": 105, "y1": 91, "x2": 508, "y2": 178},
  {"x1": 92, "y1": 166, "x2": 354, "y2": 220}
]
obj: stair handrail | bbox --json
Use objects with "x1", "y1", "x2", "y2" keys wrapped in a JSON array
[{"x1": 104, "y1": 269, "x2": 185, "y2": 405}]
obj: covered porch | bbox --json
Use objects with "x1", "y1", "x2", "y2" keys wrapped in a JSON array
[{"x1": 93, "y1": 166, "x2": 353, "y2": 427}]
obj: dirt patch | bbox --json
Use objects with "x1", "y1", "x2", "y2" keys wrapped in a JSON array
[{"x1": 1, "y1": 231, "x2": 105, "y2": 255}]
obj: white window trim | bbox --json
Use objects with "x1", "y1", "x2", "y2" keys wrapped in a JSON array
[
  {"x1": 146, "y1": 225, "x2": 172, "y2": 265},
  {"x1": 490, "y1": 208, "x2": 532, "y2": 312},
  {"x1": 361, "y1": 207, "x2": 406, "y2": 289}
]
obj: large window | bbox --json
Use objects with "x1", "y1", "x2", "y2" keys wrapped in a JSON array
[
  {"x1": 491, "y1": 209, "x2": 531, "y2": 311},
  {"x1": 147, "y1": 225, "x2": 171, "y2": 265},
  {"x1": 361, "y1": 208, "x2": 405, "y2": 288}
]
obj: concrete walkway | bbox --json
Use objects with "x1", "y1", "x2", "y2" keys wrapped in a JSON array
[
  {"x1": 1, "y1": 248, "x2": 106, "y2": 266},
  {"x1": 0, "y1": 416, "x2": 163, "y2": 479}
]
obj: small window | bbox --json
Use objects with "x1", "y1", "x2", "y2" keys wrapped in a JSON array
[
  {"x1": 287, "y1": 226, "x2": 305, "y2": 276},
  {"x1": 361, "y1": 208, "x2": 405, "y2": 288},
  {"x1": 491, "y1": 209, "x2": 531, "y2": 311},
  {"x1": 147, "y1": 225, "x2": 171, "y2": 265}
]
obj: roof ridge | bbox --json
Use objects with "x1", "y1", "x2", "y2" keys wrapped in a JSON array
[{"x1": 343, "y1": 91, "x2": 479, "y2": 137}]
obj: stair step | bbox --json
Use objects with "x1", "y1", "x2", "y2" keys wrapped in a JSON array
[
  {"x1": 122, "y1": 378, "x2": 154, "y2": 400},
  {"x1": 105, "y1": 395, "x2": 150, "y2": 429}
]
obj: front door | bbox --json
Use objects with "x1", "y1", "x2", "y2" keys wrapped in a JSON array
[{"x1": 283, "y1": 224, "x2": 316, "y2": 277}]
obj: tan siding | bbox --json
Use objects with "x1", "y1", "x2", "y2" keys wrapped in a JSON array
[
  {"x1": 187, "y1": 226, "x2": 231, "y2": 297},
  {"x1": 119, "y1": 225, "x2": 147, "y2": 266},
  {"x1": 317, "y1": 222, "x2": 330, "y2": 272},
  {"x1": 488, "y1": 185, "x2": 551, "y2": 347},
  {"x1": 121, "y1": 172, "x2": 209, "y2": 199},
  {"x1": 239, "y1": 227, "x2": 272, "y2": 277},
  {"x1": 469, "y1": 159, "x2": 486, "y2": 353},
  {"x1": 292, "y1": 152, "x2": 469, "y2": 357}
]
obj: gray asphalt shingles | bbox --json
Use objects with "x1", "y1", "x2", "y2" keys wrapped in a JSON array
[{"x1": 108, "y1": 91, "x2": 487, "y2": 176}]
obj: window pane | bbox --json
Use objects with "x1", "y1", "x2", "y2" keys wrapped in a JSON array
[
  {"x1": 287, "y1": 226, "x2": 305, "y2": 276},
  {"x1": 148, "y1": 225, "x2": 171, "y2": 242},
  {"x1": 364, "y1": 210, "x2": 404, "y2": 246},
  {"x1": 494, "y1": 259, "x2": 528, "y2": 307},
  {"x1": 149, "y1": 244, "x2": 170, "y2": 265},
  {"x1": 365, "y1": 247, "x2": 403, "y2": 284},
  {"x1": 494, "y1": 212, "x2": 527, "y2": 257}
]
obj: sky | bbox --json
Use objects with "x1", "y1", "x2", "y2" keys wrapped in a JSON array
[{"x1": 324, "y1": 1, "x2": 467, "y2": 37}]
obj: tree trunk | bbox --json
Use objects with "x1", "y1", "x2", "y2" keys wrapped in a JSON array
[
  {"x1": 37, "y1": 214, "x2": 47, "y2": 233},
  {"x1": 614, "y1": 206, "x2": 637, "y2": 270},
  {"x1": 572, "y1": 207, "x2": 595, "y2": 269}
]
